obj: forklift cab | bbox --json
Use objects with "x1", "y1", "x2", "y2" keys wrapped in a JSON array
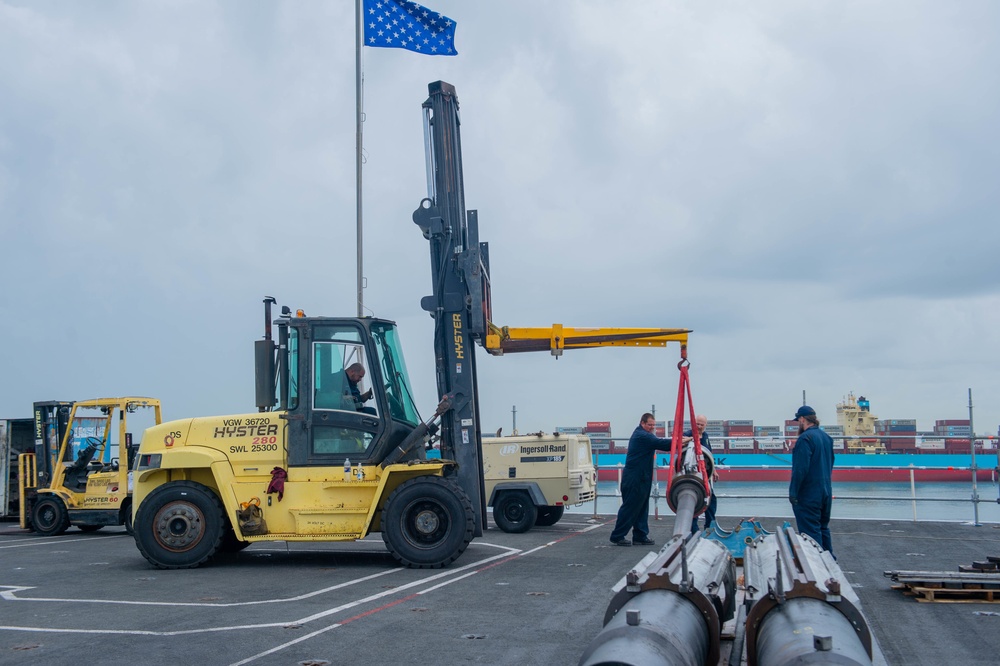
[{"x1": 257, "y1": 310, "x2": 424, "y2": 468}]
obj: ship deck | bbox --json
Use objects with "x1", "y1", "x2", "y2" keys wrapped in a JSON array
[{"x1": 1, "y1": 513, "x2": 999, "y2": 665}]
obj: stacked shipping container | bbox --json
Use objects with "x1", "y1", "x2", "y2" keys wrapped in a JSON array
[
  {"x1": 584, "y1": 421, "x2": 612, "y2": 453},
  {"x1": 876, "y1": 418, "x2": 917, "y2": 452}
]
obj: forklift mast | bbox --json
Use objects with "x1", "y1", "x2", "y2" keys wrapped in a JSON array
[
  {"x1": 31, "y1": 401, "x2": 73, "y2": 487},
  {"x1": 412, "y1": 81, "x2": 491, "y2": 535}
]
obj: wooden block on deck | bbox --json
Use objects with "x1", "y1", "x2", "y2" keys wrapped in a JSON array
[{"x1": 907, "y1": 586, "x2": 1000, "y2": 603}]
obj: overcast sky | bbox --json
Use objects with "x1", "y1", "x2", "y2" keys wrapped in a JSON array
[{"x1": 2, "y1": 1, "x2": 998, "y2": 441}]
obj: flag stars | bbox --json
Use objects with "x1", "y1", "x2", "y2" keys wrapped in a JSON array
[{"x1": 364, "y1": 0, "x2": 457, "y2": 56}]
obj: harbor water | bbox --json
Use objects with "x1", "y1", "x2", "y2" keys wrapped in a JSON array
[{"x1": 568, "y1": 480, "x2": 1000, "y2": 524}]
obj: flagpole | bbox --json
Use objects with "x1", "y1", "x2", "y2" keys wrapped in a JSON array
[{"x1": 355, "y1": 0, "x2": 364, "y2": 317}]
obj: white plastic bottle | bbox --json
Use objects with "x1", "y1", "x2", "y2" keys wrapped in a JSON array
[{"x1": 344, "y1": 458, "x2": 351, "y2": 482}]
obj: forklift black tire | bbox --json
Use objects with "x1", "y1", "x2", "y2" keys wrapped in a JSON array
[
  {"x1": 122, "y1": 500, "x2": 134, "y2": 536},
  {"x1": 78, "y1": 525, "x2": 103, "y2": 532},
  {"x1": 381, "y1": 476, "x2": 474, "y2": 569},
  {"x1": 31, "y1": 496, "x2": 70, "y2": 536},
  {"x1": 134, "y1": 481, "x2": 225, "y2": 569},
  {"x1": 493, "y1": 491, "x2": 537, "y2": 534},
  {"x1": 534, "y1": 505, "x2": 565, "y2": 527}
]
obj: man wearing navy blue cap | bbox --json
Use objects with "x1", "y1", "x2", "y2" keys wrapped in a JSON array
[{"x1": 789, "y1": 405, "x2": 835, "y2": 557}]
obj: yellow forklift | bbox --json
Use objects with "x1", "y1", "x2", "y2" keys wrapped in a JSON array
[
  {"x1": 130, "y1": 82, "x2": 690, "y2": 570},
  {"x1": 20, "y1": 397, "x2": 162, "y2": 535}
]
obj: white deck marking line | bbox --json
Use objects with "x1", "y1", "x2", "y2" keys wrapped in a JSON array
[
  {"x1": 0, "y1": 542, "x2": 520, "y2": 607},
  {"x1": 233, "y1": 527, "x2": 603, "y2": 664},
  {"x1": 0, "y1": 547, "x2": 521, "y2": 636},
  {"x1": 0, "y1": 567, "x2": 402, "y2": 606},
  {"x1": 229, "y1": 621, "x2": 345, "y2": 666},
  {"x1": 0, "y1": 535, "x2": 128, "y2": 549}
]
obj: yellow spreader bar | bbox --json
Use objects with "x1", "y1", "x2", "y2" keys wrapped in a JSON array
[{"x1": 483, "y1": 324, "x2": 690, "y2": 356}]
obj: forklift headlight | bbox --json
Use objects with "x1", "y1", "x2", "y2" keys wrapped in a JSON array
[{"x1": 136, "y1": 454, "x2": 161, "y2": 470}]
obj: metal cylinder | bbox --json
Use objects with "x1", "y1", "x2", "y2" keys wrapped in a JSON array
[
  {"x1": 671, "y1": 484, "x2": 700, "y2": 538},
  {"x1": 581, "y1": 537, "x2": 736, "y2": 666},
  {"x1": 745, "y1": 526, "x2": 872, "y2": 666},
  {"x1": 667, "y1": 474, "x2": 705, "y2": 529},
  {"x1": 579, "y1": 590, "x2": 709, "y2": 666},
  {"x1": 754, "y1": 598, "x2": 870, "y2": 665}
]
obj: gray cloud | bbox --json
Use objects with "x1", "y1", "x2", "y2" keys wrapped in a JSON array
[{"x1": 1, "y1": 1, "x2": 998, "y2": 439}]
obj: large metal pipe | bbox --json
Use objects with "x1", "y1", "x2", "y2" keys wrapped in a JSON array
[
  {"x1": 580, "y1": 536, "x2": 737, "y2": 666},
  {"x1": 580, "y1": 440, "x2": 731, "y2": 665},
  {"x1": 754, "y1": 598, "x2": 870, "y2": 665},
  {"x1": 579, "y1": 590, "x2": 709, "y2": 666},
  {"x1": 744, "y1": 526, "x2": 873, "y2": 666},
  {"x1": 670, "y1": 481, "x2": 701, "y2": 539}
]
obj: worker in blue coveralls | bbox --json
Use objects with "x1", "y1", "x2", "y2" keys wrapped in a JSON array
[
  {"x1": 688, "y1": 414, "x2": 718, "y2": 534},
  {"x1": 789, "y1": 405, "x2": 835, "y2": 557},
  {"x1": 609, "y1": 413, "x2": 691, "y2": 547}
]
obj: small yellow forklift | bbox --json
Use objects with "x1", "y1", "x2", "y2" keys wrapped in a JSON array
[{"x1": 20, "y1": 397, "x2": 162, "y2": 535}]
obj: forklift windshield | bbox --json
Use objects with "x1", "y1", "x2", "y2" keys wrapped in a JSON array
[{"x1": 371, "y1": 322, "x2": 420, "y2": 427}]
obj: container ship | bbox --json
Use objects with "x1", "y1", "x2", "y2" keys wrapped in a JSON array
[{"x1": 570, "y1": 394, "x2": 999, "y2": 482}]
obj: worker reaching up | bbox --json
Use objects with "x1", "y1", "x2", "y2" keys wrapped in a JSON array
[{"x1": 609, "y1": 413, "x2": 691, "y2": 547}]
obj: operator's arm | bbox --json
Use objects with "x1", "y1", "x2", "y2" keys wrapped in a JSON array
[{"x1": 637, "y1": 429, "x2": 690, "y2": 454}]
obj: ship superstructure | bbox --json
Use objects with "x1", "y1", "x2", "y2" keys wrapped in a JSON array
[{"x1": 836, "y1": 393, "x2": 885, "y2": 453}]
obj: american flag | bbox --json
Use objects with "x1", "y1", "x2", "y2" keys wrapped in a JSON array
[{"x1": 363, "y1": 0, "x2": 458, "y2": 56}]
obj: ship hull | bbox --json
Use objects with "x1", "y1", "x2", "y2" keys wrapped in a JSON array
[{"x1": 594, "y1": 452, "x2": 998, "y2": 483}]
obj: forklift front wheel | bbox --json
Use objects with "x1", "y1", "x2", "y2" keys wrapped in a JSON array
[
  {"x1": 382, "y1": 476, "x2": 474, "y2": 569},
  {"x1": 134, "y1": 481, "x2": 225, "y2": 569},
  {"x1": 32, "y1": 496, "x2": 70, "y2": 536}
]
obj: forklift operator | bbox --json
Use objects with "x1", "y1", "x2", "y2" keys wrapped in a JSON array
[{"x1": 345, "y1": 363, "x2": 376, "y2": 415}]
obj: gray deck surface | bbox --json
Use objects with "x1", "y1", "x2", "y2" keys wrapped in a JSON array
[{"x1": 1, "y1": 514, "x2": 999, "y2": 665}]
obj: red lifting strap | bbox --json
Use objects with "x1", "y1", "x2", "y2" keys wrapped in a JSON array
[{"x1": 667, "y1": 347, "x2": 711, "y2": 499}]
